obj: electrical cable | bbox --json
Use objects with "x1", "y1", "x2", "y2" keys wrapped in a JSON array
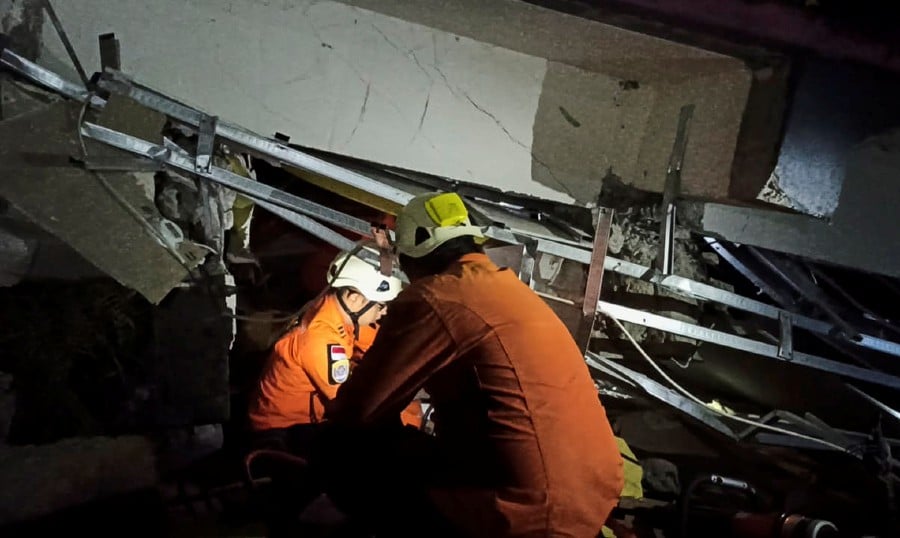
[{"x1": 598, "y1": 310, "x2": 852, "y2": 454}]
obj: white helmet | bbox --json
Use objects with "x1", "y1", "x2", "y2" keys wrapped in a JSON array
[
  {"x1": 327, "y1": 251, "x2": 402, "y2": 302},
  {"x1": 395, "y1": 192, "x2": 485, "y2": 258}
]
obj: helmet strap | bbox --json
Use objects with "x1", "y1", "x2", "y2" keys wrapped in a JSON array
[{"x1": 336, "y1": 291, "x2": 377, "y2": 340}]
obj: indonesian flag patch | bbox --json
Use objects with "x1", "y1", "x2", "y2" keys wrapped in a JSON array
[{"x1": 327, "y1": 344, "x2": 350, "y2": 384}]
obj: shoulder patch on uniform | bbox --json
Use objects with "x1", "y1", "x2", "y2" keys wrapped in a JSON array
[{"x1": 327, "y1": 344, "x2": 350, "y2": 384}]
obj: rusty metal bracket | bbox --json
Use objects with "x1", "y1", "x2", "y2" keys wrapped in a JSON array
[
  {"x1": 583, "y1": 207, "x2": 614, "y2": 317},
  {"x1": 575, "y1": 207, "x2": 614, "y2": 352},
  {"x1": 371, "y1": 225, "x2": 393, "y2": 277}
]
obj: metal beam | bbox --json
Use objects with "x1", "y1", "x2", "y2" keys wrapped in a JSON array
[
  {"x1": 95, "y1": 72, "x2": 415, "y2": 206},
  {"x1": 574, "y1": 208, "x2": 615, "y2": 353},
  {"x1": 606, "y1": 255, "x2": 900, "y2": 358},
  {"x1": 746, "y1": 246, "x2": 860, "y2": 340},
  {"x1": 598, "y1": 301, "x2": 900, "y2": 390},
  {"x1": 846, "y1": 384, "x2": 900, "y2": 424},
  {"x1": 6, "y1": 47, "x2": 900, "y2": 376},
  {"x1": 754, "y1": 433, "x2": 847, "y2": 452},
  {"x1": 195, "y1": 114, "x2": 218, "y2": 173},
  {"x1": 778, "y1": 310, "x2": 793, "y2": 360},
  {"x1": 41, "y1": 0, "x2": 89, "y2": 88},
  {"x1": 81, "y1": 122, "x2": 374, "y2": 238},
  {"x1": 0, "y1": 49, "x2": 101, "y2": 106},
  {"x1": 586, "y1": 353, "x2": 737, "y2": 439},
  {"x1": 583, "y1": 208, "x2": 614, "y2": 317},
  {"x1": 703, "y1": 237, "x2": 795, "y2": 307},
  {"x1": 531, "y1": 235, "x2": 900, "y2": 359},
  {"x1": 251, "y1": 200, "x2": 357, "y2": 252},
  {"x1": 0, "y1": 49, "x2": 412, "y2": 207},
  {"x1": 98, "y1": 33, "x2": 121, "y2": 72},
  {"x1": 657, "y1": 104, "x2": 694, "y2": 275}
]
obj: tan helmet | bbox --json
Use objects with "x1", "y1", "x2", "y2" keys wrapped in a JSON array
[
  {"x1": 327, "y1": 251, "x2": 402, "y2": 302},
  {"x1": 394, "y1": 192, "x2": 485, "y2": 258}
]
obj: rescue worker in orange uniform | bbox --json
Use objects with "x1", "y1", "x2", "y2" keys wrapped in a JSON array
[
  {"x1": 317, "y1": 192, "x2": 625, "y2": 537},
  {"x1": 248, "y1": 249, "x2": 416, "y2": 451}
]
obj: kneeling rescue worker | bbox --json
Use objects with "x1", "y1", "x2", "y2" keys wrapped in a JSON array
[
  {"x1": 318, "y1": 192, "x2": 625, "y2": 537},
  {"x1": 248, "y1": 249, "x2": 417, "y2": 451}
]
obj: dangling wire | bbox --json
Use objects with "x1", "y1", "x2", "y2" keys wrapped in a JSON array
[{"x1": 599, "y1": 310, "x2": 852, "y2": 455}]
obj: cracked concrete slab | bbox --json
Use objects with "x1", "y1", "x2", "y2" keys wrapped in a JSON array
[
  {"x1": 682, "y1": 128, "x2": 900, "y2": 278},
  {"x1": 30, "y1": 0, "x2": 772, "y2": 207},
  {"x1": 533, "y1": 61, "x2": 656, "y2": 202},
  {"x1": 38, "y1": 0, "x2": 562, "y2": 200},
  {"x1": 353, "y1": 0, "x2": 759, "y2": 204},
  {"x1": 0, "y1": 100, "x2": 201, "y2": 303}
]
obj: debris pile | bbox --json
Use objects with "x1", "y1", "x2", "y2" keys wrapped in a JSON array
[{"x1": 594, "y1": 177, "x2": 734, "y2": 359}]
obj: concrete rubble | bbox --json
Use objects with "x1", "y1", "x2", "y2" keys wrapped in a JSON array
[{"x1": 589, "y1": 180, "x2": 735, "y2": 357}]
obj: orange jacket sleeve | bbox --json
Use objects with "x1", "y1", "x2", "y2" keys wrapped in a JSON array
[
  {"x1": 327, "y1": 292, "x2": 455, "y2": 426},
  {"x1": 297, "y1": 322, "x2": 351, "y2": 402}
]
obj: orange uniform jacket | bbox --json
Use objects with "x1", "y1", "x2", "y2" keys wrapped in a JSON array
[
  {"x1": 328, "y1": 253, "x2": 624, "y2": 537},
  {"x1": 249, "y1": 294, "x2": 421, "y2": 430}
]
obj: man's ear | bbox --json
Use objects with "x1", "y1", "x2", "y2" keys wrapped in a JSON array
[{"x1": 346, "y1": 289, "x2": 367, "y2": 307}]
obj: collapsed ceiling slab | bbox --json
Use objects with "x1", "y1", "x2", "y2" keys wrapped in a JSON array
[
  {"x1": 680, "y1": 128, "x2": 900, "y2": 279},
  {"x1": 0, "y1": 98, "x2": 206, "y2": 303},
  {"x1": 32, "y1": 0, "x2": 784, "y2": 207}
]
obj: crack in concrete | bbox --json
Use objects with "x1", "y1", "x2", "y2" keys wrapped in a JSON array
[
  {"x1": 303, "y1": 15, "x2": 440, "y2": 153},
  {"x1": 371, "y1": 22, "x2": 434, "y2": 85},
  {"x1": 411, "y1": 85, "x2": 431, "y2": 142},
  {"x1": 346, "y1": 81, "x2": 370, "y2": 144},
  {"x1": 459, "y1": 90, "x2": 575, "y2": 199},
  {"x1": 370, "y1": 22, "x2": 553, "y2": 165},
  {"x1": 428, "y1": 38, "x2": 574, "y2": 198},
  {"x1": 429, "y1": 60, "x2": 464, "y2": 101}
]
